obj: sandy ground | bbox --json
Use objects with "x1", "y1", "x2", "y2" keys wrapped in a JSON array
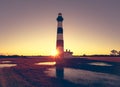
[
  {"x1": 0, "y1": 57, "x2": 120, "y2": 87},
  {"x1": 0, "y1": 58, "x2": 78, "y2": 87}
]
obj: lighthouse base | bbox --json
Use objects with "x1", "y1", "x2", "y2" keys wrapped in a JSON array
[{"x1": 55, "y1": 57, "x2": 64, "y2": 66}]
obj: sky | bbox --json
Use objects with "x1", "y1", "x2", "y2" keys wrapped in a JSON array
[{"x1": 0, "y1": 0, "x2": 120, "y2": 56}]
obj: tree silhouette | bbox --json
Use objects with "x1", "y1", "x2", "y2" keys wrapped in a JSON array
[
  {"x1": 110, "y1": 49, "x2": 118, "y2": 55},
  {"x1": 117, "y1": 51, "x2": 120, "y2": 55}
]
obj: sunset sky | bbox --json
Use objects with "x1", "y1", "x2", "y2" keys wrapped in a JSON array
[{"x1": 0, "y1": 0, "x2": 120, "y2": 55}]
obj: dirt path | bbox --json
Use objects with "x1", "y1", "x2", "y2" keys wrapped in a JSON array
[
  {"x1": 0, "y1": 68, "x2": 34, "y2": 87},
  {"x1": 0, "y1": 69, "x2": 7, "y2": 87}
]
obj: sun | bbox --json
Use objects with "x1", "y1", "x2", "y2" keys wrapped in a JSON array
[{"x1": 51, "y1": 50, "x2": 58, "y2": 57}]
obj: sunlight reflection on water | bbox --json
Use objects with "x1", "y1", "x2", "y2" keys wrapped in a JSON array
[
  {"x1": 88, "y1": 62, "x2": 112, "y2": 66},
  {"x1": 35, "y1": 62, "x2": 56, "y2": 65},
  {"x1": 1, "y1": 61, "x2": 12, "y2": 63},
  {"x1": 0, "y1": 64, "x2": 17, "y2": 68}
]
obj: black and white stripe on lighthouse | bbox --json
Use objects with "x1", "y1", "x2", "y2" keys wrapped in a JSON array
[{"x1": 56, "y1": 13, "x2": 64, "y2": 58}]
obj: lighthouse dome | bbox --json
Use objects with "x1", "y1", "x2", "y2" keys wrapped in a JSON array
[{"x1": 57, "y1": 13, "x2": 64, "y2": 22}]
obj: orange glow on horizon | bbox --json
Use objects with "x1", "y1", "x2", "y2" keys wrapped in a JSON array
[{"x1": 51, "y1": 50, "x2": 59, "y2": 57}]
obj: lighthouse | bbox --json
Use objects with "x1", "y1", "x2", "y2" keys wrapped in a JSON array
[{"x1": 56, "y1": 13, "x2": 64, "y2": 58}]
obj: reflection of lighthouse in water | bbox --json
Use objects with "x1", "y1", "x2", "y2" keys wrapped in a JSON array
[{"x1": 56, "y1": 13, "x2": 64, "y2": 58}]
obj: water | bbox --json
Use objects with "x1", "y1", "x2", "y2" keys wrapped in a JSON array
[
  {"x1": 1, "y1": 61, "x2": 12, "y2": 63},
  {"x1": 35, "y1": 62, "x2": 56, "y2": 65},
  {"x1": 12, "y1": 60, "x2": 119, "y2": 86},
  {"x1": 45, "y1": 67, "x2": 120, "y2": 87},
  {"x1": 0, "y1": 60, "x2": 17, "y2": 68},
  {"x1": 0, "y1": 64, "x2": 17, "y2": 68},
  {"x1": 88, "y1": 62, "x2": 112, "y2": 66}
]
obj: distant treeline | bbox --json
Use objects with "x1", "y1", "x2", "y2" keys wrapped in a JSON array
[
  {"x1": 75, "y1": 55, "x2": 120, "y2": 57},
  {"x1": 0, "y1": 55, "x2": 48, "y2": 58},
  {"x1": 0, "y1": 54, "x2": 120, "y2": 58},
  {"x1": 0, "y1": 55, "x2": 26, "y2": 58}
]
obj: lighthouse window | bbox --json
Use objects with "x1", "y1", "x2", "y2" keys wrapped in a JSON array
[{"x1": 57, "y1": 28, "x2": 63, "y2": 34}]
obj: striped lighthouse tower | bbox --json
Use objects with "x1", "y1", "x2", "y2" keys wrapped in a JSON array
[{"x1": 56, "y1": 13, "x2": 64, "y2": 58}]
